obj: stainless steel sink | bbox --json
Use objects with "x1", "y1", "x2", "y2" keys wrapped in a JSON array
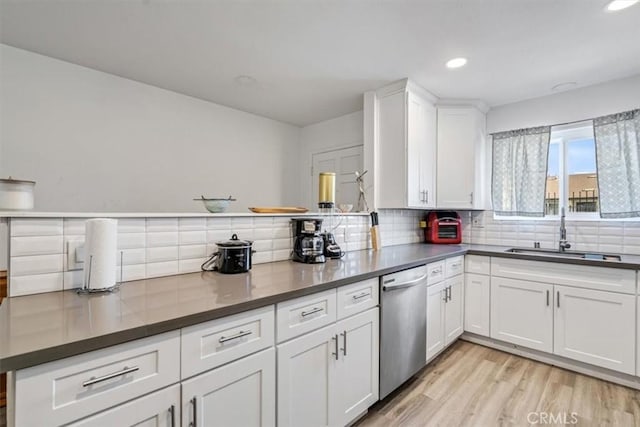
[{"x1": 505, "y1": 247, "x2": 621, "y2": 262}]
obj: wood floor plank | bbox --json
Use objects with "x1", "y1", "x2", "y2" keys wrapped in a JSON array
[{"x1": 357, "y1": 341, "x2": 640, "y2": 427}]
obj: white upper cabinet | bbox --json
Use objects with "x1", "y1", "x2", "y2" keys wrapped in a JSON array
[
  {"x1": 436, "y1": 105, "x2": 488, "y2": 209},
  {"x1": 376, "y1": 79, "x2": 437, "y2": 209}
]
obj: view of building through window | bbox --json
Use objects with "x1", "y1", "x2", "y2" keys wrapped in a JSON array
[{"x1": 545, "y1": 127, "x2": 598, "y2": 216}]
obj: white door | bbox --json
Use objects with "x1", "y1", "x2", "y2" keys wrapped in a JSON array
[
  {"x1": 277, "y1": 324, "x2": 336, "y2": 427},
  {"x1": 426, "y1": 281, "x2": 446, "y2": 361},
  {"x1": 554, "y1": 285, "x2": 635, "y2": 375},
  {"x1": 311, "y1": 146, "x2": 363, "y2": 209},
  {"x1": 444, "y1": 275, "x2": 464, "y2": 345},
  {"x1": 334, "y1": 308, "x2": 379, "y2": 427},
  {"x1": 490, "y1": 277, "x2": 553, "y2": 353},
  {"x1": 181, "y1": 348, "x2": 276, "y2": 427},
  {"x1": 464, "y1": 273, "x2": 491, "y2": 337},
  {"x1": 68, "y1": 385, "x2": 180, "y2": 427}
]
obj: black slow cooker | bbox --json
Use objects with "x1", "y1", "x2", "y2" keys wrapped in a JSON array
[{"x1": 201, "y1": 234, "x2": 254, "y2": 274}]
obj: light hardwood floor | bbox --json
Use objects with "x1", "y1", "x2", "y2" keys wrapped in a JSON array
[{"x1": 356, "y1": 340, "x2": 640, "y2": 427}]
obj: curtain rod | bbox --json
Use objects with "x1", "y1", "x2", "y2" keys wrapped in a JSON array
[{"x1": 489, "y1": 107, "x2": 640, "y2": 136}]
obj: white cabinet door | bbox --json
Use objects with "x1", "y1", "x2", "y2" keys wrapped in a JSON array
[
  {"x1": 554, "y1": 285, "x2": 635, "y2": 375},
  {"x1": 407, "y1": 92, "x2": 436, "y2": 208},
  {"x1": 377, "y1": 82, "x2": 436, "y2": 209},
  {"x1": 436, "y1": 106, "x2": 486, "y2": 209},
  {"x1": 182, "y1": 348, "x2": 276, "y2": 427},
  {"x1": 444, "y1": 275, "x2": 464, "y2": 345},
  {"x1": 490, "y1": 277, "x2": 553, "y2": 353},
  {"x1": 426, "y1": 281, "x2": 446, "y2": 361},
  {"x1": 464, "y1": 273, "x2": 491, "y2": 337},
  {"x1": 334, "y1": 308, "x2": 379, "y2": 427},
  {"x1": 277, "y1": 324, "x2": 337, "y2": 427},
  {"x1": 69, "y1": 384, "x2": 180, "y2": 427}
]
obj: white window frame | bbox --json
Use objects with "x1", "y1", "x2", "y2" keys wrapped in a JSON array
[
  {"x1": 549, "y1": 121, "x2": 598, "y2": 220},
  {"x1": 495, "y1": 120, "x2": 603, "y2": 221}
]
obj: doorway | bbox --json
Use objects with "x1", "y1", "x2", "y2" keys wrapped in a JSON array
[{"x1": 311, "y1": 146, "x2": 363, "y2": 210}]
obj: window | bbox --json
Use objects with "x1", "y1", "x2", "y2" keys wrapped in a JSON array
[{"x1": 545, "y1": 121, "x2": 598, "y2": 217}]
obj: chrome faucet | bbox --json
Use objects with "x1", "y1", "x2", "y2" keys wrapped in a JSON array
[{"x1": 559, "y1": 207, "x2": 571, "y2": 252}]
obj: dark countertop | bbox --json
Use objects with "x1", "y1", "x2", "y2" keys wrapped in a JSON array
[
  {"x1": 0, "y1": 244, "x2": 466, "y2": 372},
  {"x1": 1, "y1": 243, "x2": 638, "y2": 373}
]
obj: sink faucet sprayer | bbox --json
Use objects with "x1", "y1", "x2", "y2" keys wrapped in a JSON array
[{"x1": 559, "y1": 207, "x2": 571, "y2": 252}]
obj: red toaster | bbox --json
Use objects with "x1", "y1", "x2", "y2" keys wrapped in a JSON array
[{"x1": 424, "y1": 211, "x2": 462, "y2": 244}]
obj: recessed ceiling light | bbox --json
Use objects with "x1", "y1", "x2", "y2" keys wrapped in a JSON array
[
  {"x1": 605, "y1": 0, "x2": 639, "y2": 11},
  {"x1": 446, "y1": 57, "x2": 467, "y2": 69},
  {"x1": 551, "y1": 82, "x2": 577, "y2": 91}
]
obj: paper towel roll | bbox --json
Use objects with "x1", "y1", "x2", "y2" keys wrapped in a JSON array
[{"x1": 83, "y1": 218, "x2": 118, "y2": 290}]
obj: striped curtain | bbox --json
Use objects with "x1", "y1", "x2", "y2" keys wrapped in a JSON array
[
  {"x1": 594, "y1": 109, "x2": 640, "y2": 218},
  {"x1": 492, "y1": 126, "x2": 551, "y2": 217}
]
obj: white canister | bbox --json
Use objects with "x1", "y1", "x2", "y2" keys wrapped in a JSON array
[{"x1": 0, "y1": 178, "x2": 35, "y2": 210}]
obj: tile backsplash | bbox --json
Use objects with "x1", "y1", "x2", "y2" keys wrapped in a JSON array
[
  {"x1": 6, "y1": 210, "x2": 424, "y2": 297},
  {"x1": 461, "y1": 210, "x2": 640, "y2": 256}
]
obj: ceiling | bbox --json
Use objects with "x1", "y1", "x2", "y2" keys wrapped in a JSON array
[{"x1": 1, "y1": 0, "x2": 639, "y2": 127}]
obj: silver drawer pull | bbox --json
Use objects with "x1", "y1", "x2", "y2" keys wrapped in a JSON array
[
  {"x1": 82, "y1": 366, "x2": 139, "y2": 387},
  {"x1": 352, "y1": 292, "x2": 371, "y2": 300},
  {"x1": 219, "y1": 330, "x2": 253, "y2": 343},
  {"x1": 431, "y1": 268, "x2": 442, "y2": 275},
  {"x1": 301, "y1": 307, "x2": 323, "y2": 317},
  {"x1": 451, "y1": 263, "x2": 461, "y2": 268}
]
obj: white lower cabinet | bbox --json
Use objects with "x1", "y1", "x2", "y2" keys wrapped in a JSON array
[
  {"x1": 277, "y1": 308, "x2": 379, "y2": 427},
  {"x1": 490, "y1": 277, "x2": 554, "y2": 353},
  {"x1": 554, "y1": 285, "x2": 635, "y2": 375},
  {"x1": 181, "y1": 347, "x2": 276, "y2": 427},
  {"x1": 464, "y1": 273, "x2": 490, "y2": 336},
  {"x1": 68, "y1": 384, "x2": 180, "y2": 427},
  {"x1": 426, "y1": 275, "x2": 464, "y2": 361}
]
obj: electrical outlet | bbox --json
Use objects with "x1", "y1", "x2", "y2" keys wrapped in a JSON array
[
  {"x1": 471, "y1": 212, "x2": 485, "y2": 228},
  {"x1": 67, "y1": 240, "x2": 85, "y2": 270}
]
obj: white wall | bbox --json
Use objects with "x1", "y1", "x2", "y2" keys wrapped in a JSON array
[
  {"x1": 0, "y1": 45, "x2": 301, "y2": 212},
  {"x1": 487, "y1": 74, "x2": 640, "y2": 133},
  {"x1": 299, "y1": 110, "x2": 364, "y2": 208}
]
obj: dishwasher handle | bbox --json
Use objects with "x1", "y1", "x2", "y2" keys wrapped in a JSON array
[{"x1": 382, "y1": 274, "x2": 428, "y2": 292}]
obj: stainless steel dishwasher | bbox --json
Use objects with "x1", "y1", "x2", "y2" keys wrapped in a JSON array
[{"x1": 379, "y1": 265, "x2": 428, "y2": 399}]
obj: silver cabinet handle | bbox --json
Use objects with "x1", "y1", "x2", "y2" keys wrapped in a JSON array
[
  {"x1": 430, "y1": 268, "x2": 442, "y2": 276},
  {"x1": 82, "y1": 366, "x2": 139, "y2": 387},
  {"x1": 301, "y1": 307, "x2": 324, "y2": 317},
  {"x1": 546, "y1": 290, "x2": 550, "y2": 306},
  {"x1": 219, "y1": 330, "x2": 252, "y2": 343},
  {"x1": 341, "y1": 330, "x2": 347, "y2": 356},
  {"x1": 470, "y1": 192, "x2": 474, "y2": 205},
  {"x1": 331, "y1": 334, "x2": 339, "y2": 360},
  {"x1": 442, "y1": 289, "x2": 448, "y2": 302},
  {"x1": 557, "y1": 291, "x2": 560, "y2": 308},
  {"x1": 382, "y1": 274, "x2": 428, "y2": 291},
  {"x1": 169, "y1": 405, "x2": 176, "y2": 427},
  {"x1": 352, "y1": 292, "x2": 371, "y2": 300},
  {"x1": 448, "y1": 286, "x2": 452, "y2": 302},
  {"x1": 426, "y1": 190, "x2": 429, "y2": 204},
  {"x1": 190, "y1": 397, "x2": 197, "y2": 427}
]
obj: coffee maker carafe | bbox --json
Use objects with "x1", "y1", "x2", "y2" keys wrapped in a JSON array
[{"x1": 291, "y1": 218, "x2": 326, "y2": 264}]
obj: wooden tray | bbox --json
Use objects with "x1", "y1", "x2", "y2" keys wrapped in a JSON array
[{"x1": 249, "y1": 207, "x2": 309, "y2": 214}]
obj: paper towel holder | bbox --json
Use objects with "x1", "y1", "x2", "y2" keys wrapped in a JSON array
[{"x1": 76, "y1": 251, "x2": 123, "y2": 294}]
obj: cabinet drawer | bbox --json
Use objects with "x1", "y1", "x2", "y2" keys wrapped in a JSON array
[
  {"x1": 491, "y1": 257, "x2": 636, "y2": 294},
  {"x1": 13, "y1": 331, "x2": 180, "y2": 427},
  {"x1": 337, "y1": 278, "x2": 379, "y2": 320},
  {"x1": 181, "y1": 305, "x2": 275, "y2": 379},
  {"x1": 68, "y1": 384, "x2": 180, "y2": 427},
  {"x1": 465, "y1": 255, "x2": 490, "y2": 275},
  {"x1": 426, "y1": 261, "x2": 445, "y2": 285},
  {"x1": 445, "y1": 256, "x2": 464, "y2": 278},
  {"x1": 276, "y1": 289, "x2": 337, "y2": 343}
]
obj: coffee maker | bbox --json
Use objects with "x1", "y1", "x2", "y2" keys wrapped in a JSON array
[{"x1": 291, "y1": 218, "x2": 326, "y2": 264}]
